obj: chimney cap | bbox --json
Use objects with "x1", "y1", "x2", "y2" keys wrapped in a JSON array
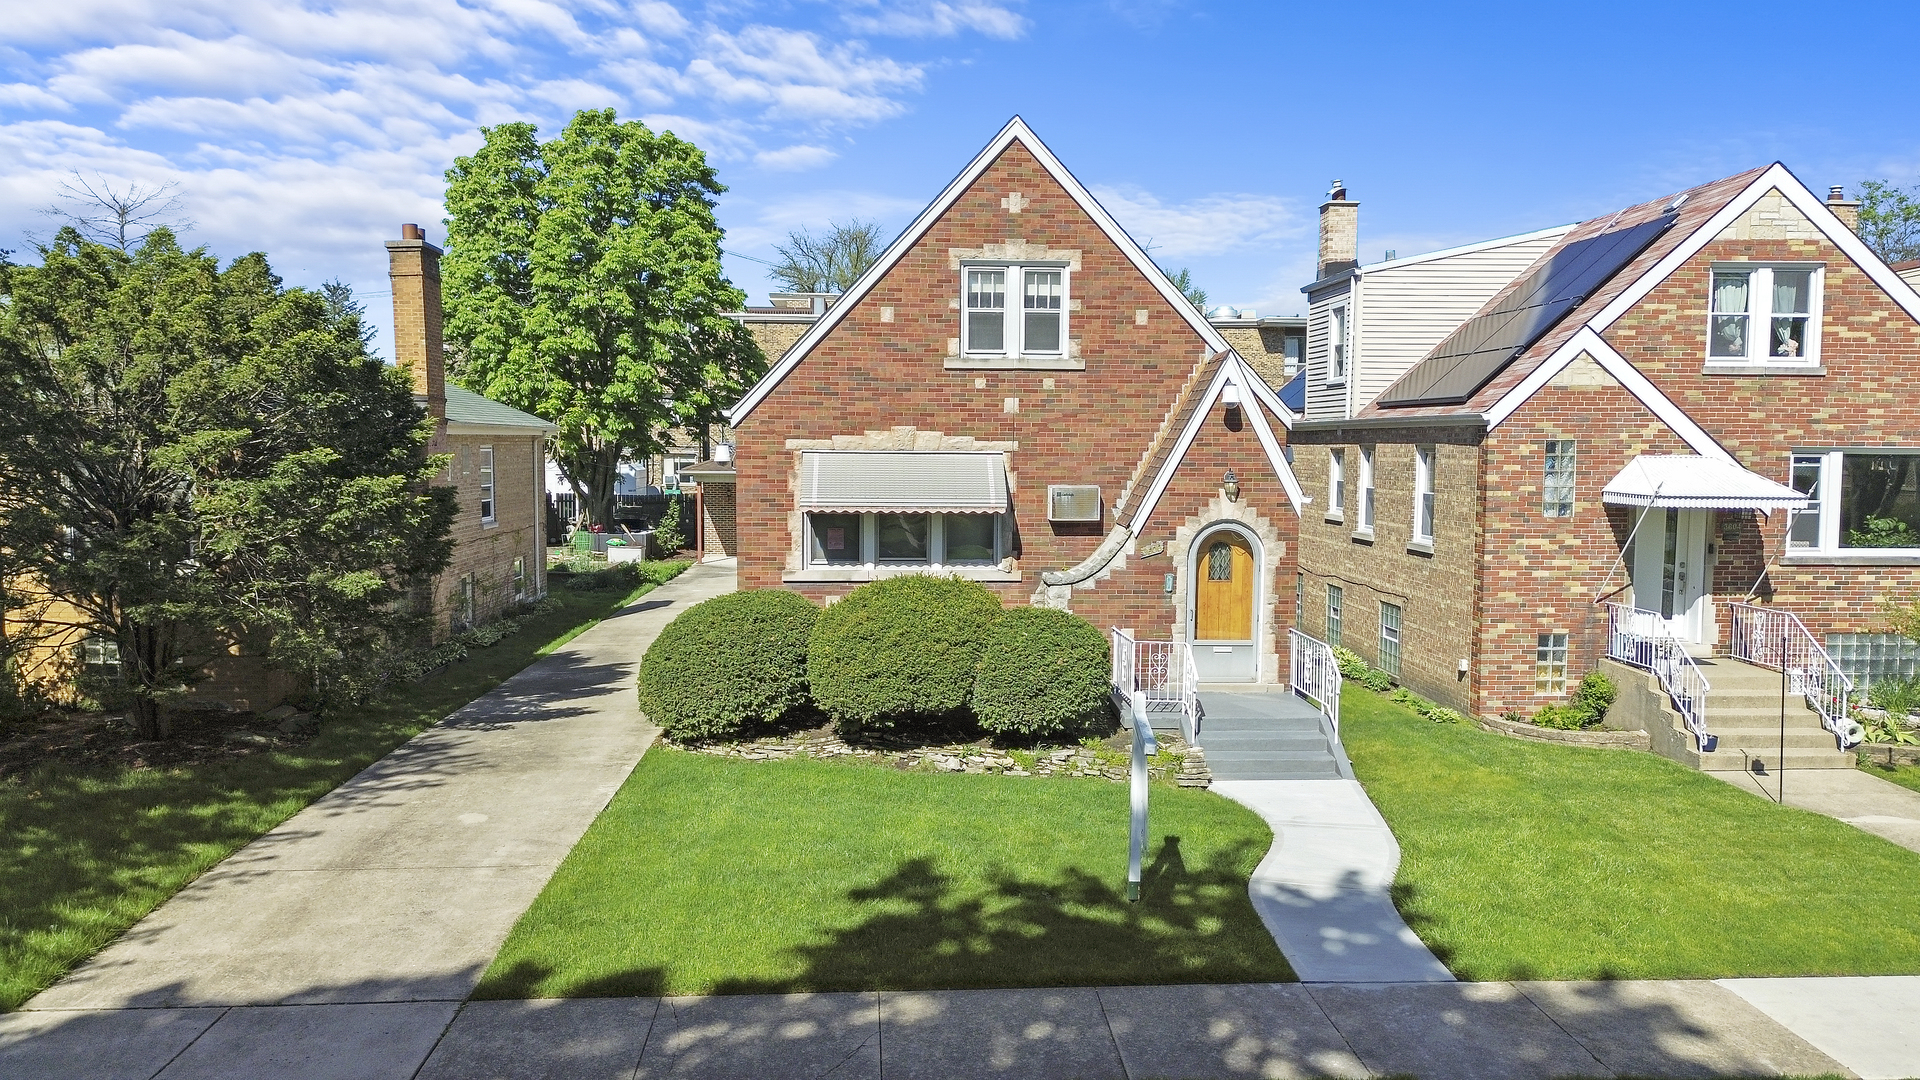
[
  {"x1": 1327, "y1": 179, "x2": 1348, "y2": 202},
  {"x1": 1829, "y1": 185, "x2": 1848, "y2": 203},
  {"x1": 401, "y1": 223, "x2": 424, "y2": 240}
]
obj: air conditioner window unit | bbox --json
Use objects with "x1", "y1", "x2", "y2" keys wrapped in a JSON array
[{"x1": 1048, "y1": 484, "x2": 1101, "y2": 523}]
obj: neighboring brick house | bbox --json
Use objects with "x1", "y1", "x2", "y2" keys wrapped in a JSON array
[
  {"x1": 1288, "y1": 165, "x2": 1920, "y2": 724},
  {"x1": 724, "y1": 118, "x2": 1307, "y2": 682},
  {"x1": 388, "y1": 226, "x2": 554, "y2": 634}
]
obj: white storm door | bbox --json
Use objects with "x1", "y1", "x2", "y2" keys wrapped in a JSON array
[{"x1": 1630, "y1": 508, "x2": 1711, "y2": 642}]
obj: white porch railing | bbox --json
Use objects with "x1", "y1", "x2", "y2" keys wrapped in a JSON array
[
  {"x1": 1288, "y1": 628, "x2": 1342, "y2": 736},
  {"x1": 1606, "y1": 603, "x2": 1714, "y2": 752},
  {"x1": 1725, "y1": 602, "x2": 1860, "y2": 747},
  {"x1": 1109, "y1": 630, "x2": 1201, "y2": 746}
]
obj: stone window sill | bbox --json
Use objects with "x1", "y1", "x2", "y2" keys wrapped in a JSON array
[
  {"x1": 1352, "y1": 529, "x2": 1374, "y2": 544},
  {"x1": 1407, "y1": 540, "x2": 1435, "y2": 556},
  {"x1": 784, "y1": 565, "x2": 1023, "y2": 584},
  {"x1": 1782, "y1": 552, "x2": 1920, "y2": 566},
  {"x1": 944, "y1": 355, "x2": 1085, "y2": 371},
  {"x1": 1701, "y1": 362, "x2": 1825, "y2": 376},
  {"x1": 1324, "y1": 514, "x2": 1345, "y2": 526}
]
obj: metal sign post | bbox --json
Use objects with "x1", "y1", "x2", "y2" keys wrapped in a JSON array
[{"x1": 1127, "y1": 688, "x2": 1155, "y2": 902}]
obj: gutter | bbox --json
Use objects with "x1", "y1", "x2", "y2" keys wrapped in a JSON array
[{"x1": 1291, "y1": 413, "x2": 1487, "y2": 433}]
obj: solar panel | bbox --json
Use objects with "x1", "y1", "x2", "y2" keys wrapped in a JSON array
[
  {"x1": 1278, "y1": 371, "x2": 1305, "y2": 413},
  {"x1": 1374, "y1": 212, "x2": 1677, "y2": 407}
]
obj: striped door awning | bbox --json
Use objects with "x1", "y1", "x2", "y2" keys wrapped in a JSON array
[{"x1": 798, "y1": 451, "x2": 1009, "y2": 513}]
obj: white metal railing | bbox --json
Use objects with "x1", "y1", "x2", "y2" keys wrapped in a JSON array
[
  {"x1": 1606, "y1": 603, "x2": 1713, "y2": 751},
  {"x1": 1726, "y1": 602, "x2": 1859, "y2": 747},
  {"x1": 1288, "y1": 628, "x2": 1342, "y2": 736},
  {"x1": 1109, "y1": 630, "x2": 1201, "y2": 746}
]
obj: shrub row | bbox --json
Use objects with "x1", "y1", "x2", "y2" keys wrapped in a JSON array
[{"x1": 637, "y1": 576, "x2": 1112, "y2": 743}]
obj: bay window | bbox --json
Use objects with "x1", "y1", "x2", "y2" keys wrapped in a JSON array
[
  {"x1": 806, "y1": 512, "x2": 1006, "y2": 567},
  {"x1": 1708, "y1": 264, "x2": 1821, "y2": 364},
  {"x1": 964, "y1": 264, "x2": 1066, "y2": 356},
  {"x1": 1789, "y1": 450, "x2": 1920, "y2": 554}
]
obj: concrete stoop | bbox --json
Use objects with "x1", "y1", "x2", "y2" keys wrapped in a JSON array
[
  {"x1": 1600, "y1": 657, "x2": 1853, "y2": 773},
  {"x1": 1194, "y1": 691, "x2": 1351, "y2": 781}
]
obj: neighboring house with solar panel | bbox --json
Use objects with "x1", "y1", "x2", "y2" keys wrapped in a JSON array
[
  {"x1": 1289, "y1": 166, "x2": 1920, "y2": 771},
  {"x1": 724, "y1": 117, "x2": 1308, "y2": 683}
]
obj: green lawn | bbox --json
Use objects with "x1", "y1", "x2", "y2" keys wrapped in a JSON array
[
  {"x1": 1860, "y1": 756, "x2": 1920, "y2": 795},
  {"x1": 1343, "y1": 687, "x2": 1920, "y2": 981},
  {"x1": 0, "y1": 570, "x2": 678, "y2": 1011},
  {"x1": 477, "y1": 749, "x2": 1291, "y2": 998}
]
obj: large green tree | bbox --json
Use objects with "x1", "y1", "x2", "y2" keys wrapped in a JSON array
[
  {"x1": 442, "y1": 109, "x2": 765, "y2": 526},
  {"x1": 0, "y1": 228, "x2": 458, "y2": 737}
]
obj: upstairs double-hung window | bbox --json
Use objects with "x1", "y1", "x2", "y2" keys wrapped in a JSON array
[
  {"x1": 1709, "y1": 265, "x2": 1821, "y2": 364},
  {"x1": 964, "y1": 266, "x2": 1066, "y2": 356}
]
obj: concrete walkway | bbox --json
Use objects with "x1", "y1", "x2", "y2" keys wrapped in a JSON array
[
  {"x1": 11, "y1": 975, "x2": 1912, "y2": 1079},
  {"x1": 1, "y1": 562, "x2": 739, "y2": 1066},
  {"x1": 1213, "y1": 779, "x2": 1455, "y2": 985},
  {"x1": 1711, "y1": 765, "x2": 1920, "y2": 853}
]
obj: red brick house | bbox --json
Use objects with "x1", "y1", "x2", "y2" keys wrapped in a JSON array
[
  {"x1": 724, "y1": 118, "x2": 1306, "y2": 682},
  {"x1": 1290, "y1": 164, "x2": 1920, "y2": 760}
]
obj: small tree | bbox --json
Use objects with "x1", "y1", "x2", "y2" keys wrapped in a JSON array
[
  {"x1": 653, "y1": 497, "x2": 684, "y2": 554},
  {"x1": 1160, "y1": 265, "x2": 1208, "y2": 312},
  {"x1": 0, "y1": 229, "x2": 457, "y2": 736},
  {"x1": 770, "y1": 219, "x2": 886, "y2": 294},
  {"x1": 1856, "y1": 180, "x2": 1920, "y2": 265}
]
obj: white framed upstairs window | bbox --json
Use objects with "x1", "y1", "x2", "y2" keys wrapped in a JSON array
[
  {"x1": 1328, "y1": 448, "x2": 1346, "y2": 520},
  {"x1": 1283, "y1": 333, "x2": 1305, "y2": 378},
  {"x1": 1412, "y1": 445, "x2": 1436, "y2": 547},
  {"x1": 1788, "y1": 450, "x2": 1920, "y2": 556},
  {"x1": 1708, "y1": 264, "x2": 1822, "y2": 366},
  {"x1": 1329, "y1": 304, "x2": 1349, "y2": 383},
  {"x1": 963, "y1": 265, "x2": 1067, "y2": 357},
  {"x1": 1357, "y1": 446, "x2": 1376, "y2": 536},
  {"x1": 478, "y1": 446, "x2": 496, "y2": 522}
]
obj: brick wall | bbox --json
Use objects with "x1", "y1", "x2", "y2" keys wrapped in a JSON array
[
  {"x1": 433, "y1": 431, "x2": 546, "y2": 634},
  {"x1": 1216, "y1": 326, "x2": 1299, "y2": 391},
  {"x1": 1291, "y1": 428, "x2": 1482, "y2": 711},
  {"x1": 702, "y1": 483, "x2": 737, "y2": 558}
]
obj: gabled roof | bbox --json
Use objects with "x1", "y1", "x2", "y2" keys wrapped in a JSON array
[
  {"x1": 725, "y1": 116, "x2": 1232, "y2": 425},
  {"x1": 1360, "y1": 163, "x2": 1920, "y2": 425}
]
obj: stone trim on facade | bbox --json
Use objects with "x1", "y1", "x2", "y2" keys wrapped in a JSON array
[{"x1": 1167, "y1": 491, "x2": 1287, "y2": 681}]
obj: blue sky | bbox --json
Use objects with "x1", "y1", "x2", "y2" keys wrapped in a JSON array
[{"x1": 4, "y1": 0, "x2": 1917, "y2": 360}]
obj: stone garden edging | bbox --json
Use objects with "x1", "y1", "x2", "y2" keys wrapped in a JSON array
[
  {"x1": 1473, "y1": 714, "x2": 1652, "y2": 750},
  {"x1": 670, "y1": 728, "x2": 1213, "y2": 787}
]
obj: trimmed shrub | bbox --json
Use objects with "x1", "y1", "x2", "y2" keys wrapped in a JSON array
[
  {"x1": 638, "y1": 589, "x2": 819, "y2": 741},
  {"x1": 972, "y1": 607, "x2": 1111, "y2": 738},
  {"x1": 1532, "y1": 703, "x2": 1586, "y2": 730},
  {"x1": 1569, "y1": 670, "x2": 1617, "y2": 726},
  {"x1": 807, "y1": 575, "x2": 1003, "y2": 733}
]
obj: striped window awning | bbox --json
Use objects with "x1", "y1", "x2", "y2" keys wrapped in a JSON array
[
  {"x1": 798, "y1": 451, "x2": 1009, "y2": 514},
  {"x1": 1602, "y1": 455, "x2": 1809, "y2": 511}
]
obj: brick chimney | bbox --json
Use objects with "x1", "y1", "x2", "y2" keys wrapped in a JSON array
[
  {"x1": 1827, "y1": 185, "x2": 1862, "y2": 234},
  {"x1": 386, "y1": 223, "x2": 447, "y2": 420},
  {"x1": 1318, "y1": 180, "x2": 1359, "y2": 281}
]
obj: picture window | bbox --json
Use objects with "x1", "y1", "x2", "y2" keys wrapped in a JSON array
[
  {"x1": 1789, "y1": 450, "x2": 1920, "y2": 553},
  {"x1": 805, "y1": 512, "x2": 1005, "y2": 567}
]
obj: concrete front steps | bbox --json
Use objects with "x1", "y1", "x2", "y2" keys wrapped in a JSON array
[
  {"x1": 1190, "y1": 689, "x2": 1351, "y2": 781},
  {"x1": 1602, "y1": 656, "x2": 1853, "y2": 773}
]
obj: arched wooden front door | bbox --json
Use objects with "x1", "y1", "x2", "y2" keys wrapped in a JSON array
[{"x1": 1192, "y1": 529, "x2": 1258, "y2": 681}]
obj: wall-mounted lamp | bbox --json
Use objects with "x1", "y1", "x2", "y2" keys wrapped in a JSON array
[
  {"x1": 1222, "y1": 469, "x2": 1241, "y2": 502},
  {"x1": 1221, "y1": 378, "x2": 1242, "y2": 407}
]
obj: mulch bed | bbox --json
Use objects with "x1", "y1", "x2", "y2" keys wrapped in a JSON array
[{"x1": 0, "y1": 706, "x2": 317, "y2": 783}]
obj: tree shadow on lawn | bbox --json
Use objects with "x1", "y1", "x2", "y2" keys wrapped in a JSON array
[{"x1": 482, "y1": 834, "x2": 1292, "y2": 1000}]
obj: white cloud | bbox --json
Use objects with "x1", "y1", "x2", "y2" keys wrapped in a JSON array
[
  {"x1": 1091, "y1": 185, "x2": 1304, "y2": 259},
  {"x1": 842, "y1": 1, "x2": 1027, "y2": 39},
  {"x1": 754, "y1": 144, "x2": 837, "y2": 171}
]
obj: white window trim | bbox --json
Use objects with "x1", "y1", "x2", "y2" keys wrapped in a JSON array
[
  {"x1": 1328, "y1": 304, "x2": 1349, "y2": 385},
  {"x1": 478, "y1": 446, "x2": 496, "y2": 523},
  {"x1": 803, "y1": 511, "x2": 1007, "y2": 569},
  {"x1": 1705, "y1": 262, "x2": 1824, "y2": 368},
  {"x1": 1356, "y1": 446, "x2": 1376, "y2": 537},
  {"x1": 1411, "y1": 445, "x2": 1436, "y2": 549},
  {"x1": 961, "y1": 262, "x2": 1070, "y2": 359},
  {"x1": 1326, "y1": 583, "x2": 1344, "y2": 647},
  {"x1": 1327, "y1": 448, "x2": 1346, "y2": 522},
  {"x1": 1786, "y1": 449, "x2": 1920, "y2": 560}
]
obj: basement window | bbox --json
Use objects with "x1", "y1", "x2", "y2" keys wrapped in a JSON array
[
  {"x1": 79, "y1": 635, "x2": 122, "y2": 680},
  {"x1": 1536, "y1": 633, "x2": 1569, "y2": 693}
]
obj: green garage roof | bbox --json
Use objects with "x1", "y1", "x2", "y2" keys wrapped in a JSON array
[{"x1": 443, "y1": 385, "x2": 555, "y2": 430}]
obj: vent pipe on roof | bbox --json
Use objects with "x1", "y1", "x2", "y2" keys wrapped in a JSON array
[
  {"x1": 1827, "y1": 185, "x2": 1861, "y2": 234},
  {"x1": 1318, "y1": 180, "x2": 1359, "y2": 281}
]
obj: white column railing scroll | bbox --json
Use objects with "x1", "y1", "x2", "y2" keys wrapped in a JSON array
[
  {"x1": 1605, "y1": 603, "x2": 1713, "y2": 752},
  {"x1": 1288, "y1": 628, "x2": 1342, "y2": 736},
  {"x1": 1725, "y1": 602, "x2": 1860, "y2": 748}
]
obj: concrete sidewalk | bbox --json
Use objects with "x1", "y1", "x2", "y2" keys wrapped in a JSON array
[
  {"x1": 4, "y1": 563, "x2": 734, "y2": 1011},
  {"x1": 1711, "y1": 766, "x2": 1920, "y2": 853},
  {"x1": 9, "y1": 976, "x2": 1910, "y2": 1079}
]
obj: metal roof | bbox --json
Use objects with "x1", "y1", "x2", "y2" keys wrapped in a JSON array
[
  {"x1": 798, "y1": 451, "x2": 1009, "y2": 514},
  {"x1": 1601, "y1": 455, "x2": 1808, "y2": 510}
]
